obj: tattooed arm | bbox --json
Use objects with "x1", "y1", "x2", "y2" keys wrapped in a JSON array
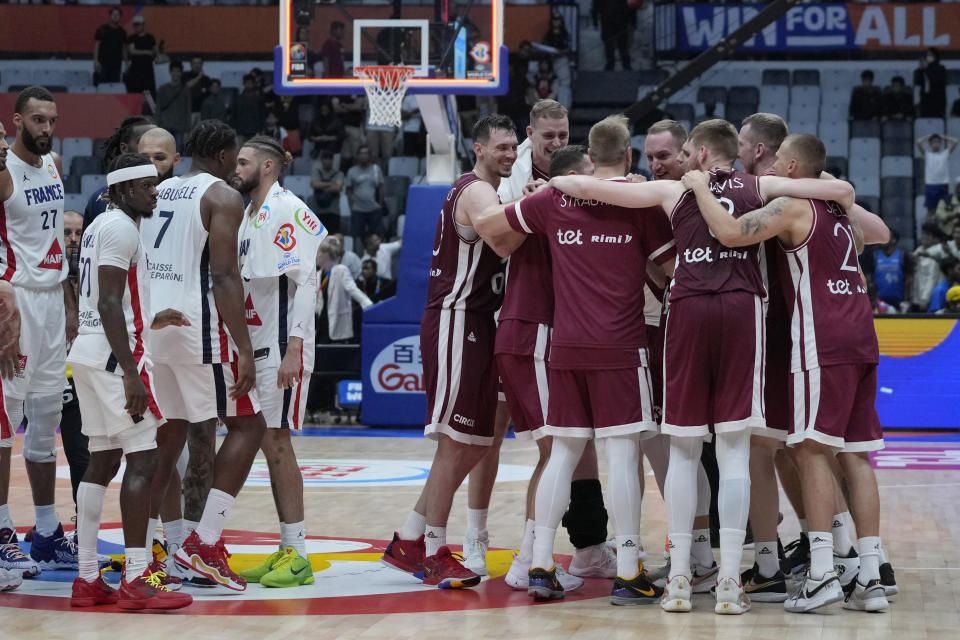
[{"x1": 681, "y1": 170, "x2": 812, "y2": 248}]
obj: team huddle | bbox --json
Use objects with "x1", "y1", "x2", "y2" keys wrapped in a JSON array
[{"x1": 380, "y1": 99, "x2": 897, "y2": 616}]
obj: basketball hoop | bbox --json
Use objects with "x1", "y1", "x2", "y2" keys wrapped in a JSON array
[{"x1": 355, "y1": 65, "x2": 417, "y2": 128}]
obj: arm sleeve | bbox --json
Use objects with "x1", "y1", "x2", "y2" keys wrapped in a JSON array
[
  {"x1": 339, "y1": 266, "x2": 373, "y2": 308},
  {"x1": 289, "y1": 269, "x2": 317, "y2": 341},
  {"x1": 504, "y1": 188, "x2": 553, "y2": 235},
  {"x1": 97, "y1": 222, "x2": 138, "y2": 270},
  {"x1": 645, "y1": 207, "x2": 677, "y2": 266}
]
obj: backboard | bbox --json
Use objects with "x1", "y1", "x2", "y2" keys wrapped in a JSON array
[{"x1": 275, "y1": 0, "x2": 507, "y2": 96}]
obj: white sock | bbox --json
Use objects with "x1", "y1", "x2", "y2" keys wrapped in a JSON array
[
  {"x1": 858, "y1": 536, "x2": 882, "y2": 583},
  {"x1": 399, "y1": 510, "x2": 426, "y2": 541},
  {"x1": 195, "y1": 489, "x2": 235, "y2": 545},
  {"x1": 146, "y1": 517, "x2": 160, "y2": 549},
  {"x1": 0, "y1": 504, "x2": 12, "y2": 531},
  {"x1": 668, "y1": 533, "x2": 692, "y2": 579},
  {"x1": 754, "y1": 540, "x2": 779, "y2": 578},
  {"x1": 281, "y1": 520, "x2": 307, "y2": 558},
  {"x1": 531, "y1": 525, "x2": 556, "y2": 569},
  {"x1": 832, "y1": 512, "x2": 854, "y2": 555},
  {"x1": 76, "y1": 482, "x2": 106, "y2": 582},
  {"x1": 467, "y1": 508, "x2": 488, "y2": 533},
  {"x1": 164, "y1": 519, "x2": 186, "y2": 551},
  {"x1": 425, "y1": 525, "x2": 446, "y2": 557},
  {"x1": 184, "y1": 519, "x2": 199, "y2": 538},
  {"x1": 691, "y1": 528, "x2": 714, "y2": 567},
  {"x1": 518, "y1": 519, "x2": 536, "y2": 562},
  {"x1": 616, "y1": 534, "x2": 640, "y2": 578},
  {"x1": 718, "y1": 528, "x2": 746, "y2": 581},
  {"x1": 809, "y1": 531, "x2": 833, "y2": 579},
  {"x1": 665, "y1": 436, "x2": 702, "y2": 580},
  {"x1": 125, "y1": 547, "x2": 149, "y2": 580},
  {"x1": 35, "y1": 504, "x2": 59, "y2": 537},
  {"x1": 798, "y1": 519, "x2": 808, "y2": 534},
  {"x1": 878, "y1": 544, "x2": 888, "y2": 564}
]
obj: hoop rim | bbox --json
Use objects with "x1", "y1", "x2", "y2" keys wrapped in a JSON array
[{"x1": 354, "y1": 65, "x2": 417, "y2": 88}]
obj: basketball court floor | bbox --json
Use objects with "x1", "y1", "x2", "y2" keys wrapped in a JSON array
[{"x1": 1, "y1": 426, "x2": 958, "y2": 639}]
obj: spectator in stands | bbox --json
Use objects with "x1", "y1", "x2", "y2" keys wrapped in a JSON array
[
  {"x1": 939, "y1": 286, "x2": 960, "y2": 316},
  {"x1": 308, "y1": 101, "x2": 345, "y2": 158},
  {"x1": 593, "y1": 0, "x2": 633, "y2": 71},
  {"x1": 917, "y1": 134, "x2": 959, "y2": 217},
  {"x1": 311, "y1": 150, "x2": 344, "y2": 233},
  {"x1": 915, "y1": 47, "x2": 947, "y2": 118},
  {"x1": 321, "y1": 21, "x2": 346, "y2": 79},
  {"x1": 345, "y1": 146, "x2": 385, "y2": 244},
  {"x1": 863, "y1": 229, "x2": 914, "y2": 312},
  {"x1": 260, "y1": 110, "x2": 287, "y2": 144},
  {"x1": 920, "y1": 222, "x2": 960, "y2": 265},
  {"x1": 124, "y1": 14, "x2": 158, "y2": 96},
  {"x1": 316, "y1": 237, "x2": 373, "y2": 344},
  {"x1": 848, "y1": 70, "x2": 882, "y2": 121},
  {"x1": 543, "y1": 12, "x2": 571, "y2": 52},
  {"x1": 934, "y1": 183, "x2": 960, "y2": 236},
  {"x1": 334, "y1": 233, "x2": 362, "y2": 280},
  {"x1": 357, "y1": 259, "x2": 396, "y2": 304},
  {"x1": 881, "y1": 76, "x2": 914, "y2": 122},
  {"x1": 868, "y1": 281, "x2": 896, "y2": 316},
  {"x1": 927, "y1": 257, "x2": 960, "y2": 314},
  {"x1": 183, "y1": 56, "x2": 212, "y2": 117},
  {"x1": 156, "y1": 61, "x2": 192, "y2": 150},
  {"x1": 912, "y1": 222, "x2": 949, "y2": 312},
  {"x1": 234, "y1": 73, "x2": 264, "y2": 140},
  {"x1": 93, "y1": 7, "x2": 126, "y2": 86},
  {"x1": 360, "y1": 232, "x2": 401, "y2": 281},
  {"x1": 200, "y1": 78, "x2": 229, "y2": 122},
  {"x1": 527, "y1": 59, "x2": 558, "y2": 105},
  {"x1": 334, "y1": 95, "x2": 367, "y2": 167}
]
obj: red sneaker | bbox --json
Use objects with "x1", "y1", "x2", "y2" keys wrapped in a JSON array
[
  {"x1": 70, "y1": 576, "x2": 119, "y2": 607},
  {"x1": 117, "y1": 568, "x2": 193, "y2": 610},
  {"x1": 173, "y1": 530, "x2": 246, "y2": 592},
  {"x1": 381, "y1": 532, "x2": 425, "y2": 577},
  {"x1": 422, "y1": 546, "x2": 481, "y2": 589},
  {"x1": 148, "y1": 557, "x2": 183, "y2": 592}
]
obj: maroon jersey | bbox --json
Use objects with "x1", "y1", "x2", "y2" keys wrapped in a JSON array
[
  {"x1": 504, "y1": 181, "x2": 676, "y2": 369},
  {"x1": 532, "y1": 163, "x2": 550, "y2": 182},
  {"x1": 425, "y1": 172, "x2": 506, "y2": 314},
  {"x1": 669, "y1": 168, "x2": 767, "y2": 301},
  {"x1": 498, "y1": 234, "x2": 553, "y2": 325},
  {"x1": 777, "y1": 198, "x2": 879, "y2": 371}
]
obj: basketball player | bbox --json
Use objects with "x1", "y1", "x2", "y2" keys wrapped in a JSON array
[
  {"x1": 380, "y1": 114, "x2": 516, "y2": 588},
  {"x1": 683, "y1": 133, "x2": 890, "y2": 613},
  {"x1": 231, "y1": 136, "x2": 327, "y2": 587},
  {"x1": 475, "y1": 115, "x2": 674, "y2": 605},
  {"x1": 137, "y1": 120, "x2": 267, "y2": 593},
  {"x1": 549, "y1": 119, "x2": 855, "y2": 614},
  {"x1": 68, "y1": 153, "x2": 192, "y2": 610},
  {"x1": 0, "y1": 278, "x2": 24, "y2": 591},
  {"x1": 0, "y1": 86, "x2": 80, "y2": 572},
  {"x1": 83, "y1": 116, "x2": 156, "y2": 228}
]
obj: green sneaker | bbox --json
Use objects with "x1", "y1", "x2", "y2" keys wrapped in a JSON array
[
  {"x1": 261, "y1": 548, "x2": 315, "y2": 588},
  {"x1": 239, "y1": 546, "x2": 285, "y2": 583}
]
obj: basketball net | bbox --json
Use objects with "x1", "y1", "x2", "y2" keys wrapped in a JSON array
[{"x1": 355, "y1": 65, "x2": 416, "y2": 128}]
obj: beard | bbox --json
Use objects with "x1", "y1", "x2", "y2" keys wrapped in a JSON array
[
  {"x1": 21, "y1": 127, "x2": 51, "y2": 156},
  {"x1": 231, "y1": 171, "x2": 260, "y2": 196}
]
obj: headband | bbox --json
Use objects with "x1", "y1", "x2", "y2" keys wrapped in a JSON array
[{"x1": 107, "y1": 164, "x2": 158, "y2": 186}]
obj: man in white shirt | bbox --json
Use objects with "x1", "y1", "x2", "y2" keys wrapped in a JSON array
[
  {"x1": 917, "y1": 133, "x2": 959, "y2": 217},
  {"x1": 359, "y1": 232, "x2": 401, "y2": 280}
]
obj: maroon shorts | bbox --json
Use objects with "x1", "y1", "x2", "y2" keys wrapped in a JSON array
[
  {"x1": 544, "y1": 362, "x2": 658, "y2": 440},
  {"x1": 495, "y1": 320, "x2": 551, "y2": 439},
  {"x1": 645, "y1": 322, "x2": 664, "y2": 423},
  {"x1": 662, "y1": 291, "x2": 766, "y2": 438},
  {"x1": 421, "y1": 309, "x2": 498, "y2": 446},
  {"x1": 761, "y1": 311, "x2": 791, "y2": 441},
  {"x1": 788, "y1": 363, "x2": 884, "y2": 453}
]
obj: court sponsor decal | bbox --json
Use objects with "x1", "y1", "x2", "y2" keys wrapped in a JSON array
[{"x1": 870, "y1": 447, "x2": 960, "y2": 470}]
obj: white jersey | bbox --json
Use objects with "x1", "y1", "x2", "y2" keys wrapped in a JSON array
[
  {"x1": 67, "y1": 208, "x2": 152, "y2": 374},
  {"x1": 140, "y1": 172, "x2": 233, "y2": 365},
  {"x1": 0, "y1": 150, "x2": 67, "y2": 289},
  {"x1": 239, "y1": 182, "x2": 327, "y2": 371}
]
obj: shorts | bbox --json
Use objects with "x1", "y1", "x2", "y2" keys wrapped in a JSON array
[
  {"x1": 925, "y1": 184, "x2": 949, "y2": 211},
  {"x1": 645, "y1": 322, "x2": 664, "y2": 423},
  {"x1": 256, "y1": 363, "x2": 311, "y2": 430},
  {"x1": 788, "y1": 363, "x2": 884, "y2": 453},
  {"x1": 662, "y1": 291, "x2": 767, "y2": 438},
  {"x1": 421, "y1": 309, "x2": 497, "y2": 446},
  {"x1": 72, "y1": 363, "x2": 162, "y2": 454},
  {"x1": 761, "y1": 312, "x2": 791, "y2": 441},
  {"x1": 152, "y1": 361, "x2": 261, "y2": 423},
  {"x1": 2, "y1": 286, "x2": 66, "y2": 399},
  {"x1": 496, "y1": 320, "x2": 550, "y2": 439},
  {"x1": 544, "y1": 361, "x2": 659, "y2": 440},
  {"x1": 0, "y1": 377, "x2": 10, "y2": 440}
]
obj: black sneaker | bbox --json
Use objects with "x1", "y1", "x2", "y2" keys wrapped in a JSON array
[
  {"x1": 741, "y1": 563, "x2": 788, "y2": 602},
  {"x1": 610, "y1": 569, "x2": 663, "y2": 606},
  {"x1": 879, "y1": 562, "x2": 898, "y2": 597},
  {"x1": 528, "y1": 566, "x2": 564, "y2": 601},
  {"x1": 781, "y1": 534, "x2": 810, "y2": 577}
]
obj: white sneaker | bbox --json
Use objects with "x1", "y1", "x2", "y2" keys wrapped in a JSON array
[
  {"x1": 504, "y1": 553, "x2": 583, "y2": 592},
  {"x1": 714, "y1": 576, "x2": 751, "y2": 615},
  {"x1": 0, "y1": 567, "x2": 22, "y2": 591},
  {"x1": 660, "y1": 575, "x2": 693, "y2": 612},
  {"x1": 834, "y1": 549, "x2": 860, "y2": 588},
  {"x1": 649, "y1": 560, "x2": 671, "y2": 587},
  {"x1": 569, "y1": 542, "x2": 617, "y2": 578},
  {"x1": 784, "y1": 570, "x2": 843, "y2": 613},
  {"x1": 843, "y1": 578, "x2": 889, "y2": 612},
  {"x1": 462, "y1": 529, "x2": 489, "y2": 576},
  {"x1": 691, "y1": 561, "x2": 719, "y2": 593}
]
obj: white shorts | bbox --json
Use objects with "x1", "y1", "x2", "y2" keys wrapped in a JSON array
[
  {"x1": 3, "y1": 286, "x2": 66, "y2": 399},
  {"x1": 72, "y1": 363, "x2": 162, "y2": 453},
  {"x1": 256, "y1": 365, "x2": 311, "y2": 430},
  {"x1": 152, "y1": 361, "x2": 261, "y2": 423}
]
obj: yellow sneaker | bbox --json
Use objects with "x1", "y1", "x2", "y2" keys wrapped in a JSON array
[
  {"x1": 261, "y1": 548, "x2": 315, "y2": 588},
  {"x1": 239, "y1": 545, "x2": 286, "y2": 583}
]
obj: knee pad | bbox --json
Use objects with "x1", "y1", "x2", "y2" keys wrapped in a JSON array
[
  {"x1": 562, "y1": 478, "x2": 608, "y2": 548},
  {"x1": 1, "y1": 396, "x2": 24, "y2": 448},
  {"x1": 23, "y1": 394, "x2": 62, "y2": 463}
]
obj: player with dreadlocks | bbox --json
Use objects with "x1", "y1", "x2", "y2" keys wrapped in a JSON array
[{"x1": 83, "y1": 115, "x2": 156, "y2": 228}]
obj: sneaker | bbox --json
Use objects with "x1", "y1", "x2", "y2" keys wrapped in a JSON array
[
  {"x1": 610, "y1": 568, "x2": 663, "y2": 605},
  {"x1": 462, "y1": 529, "x2": 489, "y2": 577},
  {"x1": 781, "y1": 534, "x2": 810, "y2": 577},
  {"x1": 147, "y1": 558, "x2": 183, "y2": 592},
  {"x1": 28, "y1": 524, "x2": 78, "y2": 570},
  {"x1": 505, "y1": 554, "x2": 583, "y2": 592},
  {"x1": 0, "y1": 528, "x2": 40, "y2": 577},
  {"x1": 783, "y1": 570, "x2": 843, "y2": 613},
  {"x1": 381, "y1": 533, "x2": 425, "y2": 578},
  {"x1": 834, "y1": 548, "x2": 860, "y2": 588},
  {"x1": 691, "y1": 561, "x2": 719, "y2": 593},
  {"x1": 568, "y1": 542, "x2": 617, "y2": 578},
  {"x1": 528, "y1": 566, "x2": 564, "y2": 601},
  {"x1": 240, "y1": 545, "x2": 286, "y2": 584},
  {"x1": 714, "y1": 576, "x2": 751, "y2": 614},
  {"x1": 741, "y1": 563, "x2": 788, "y2": 602},
  {"x1": 660, "y1": 575, "x2": 693, "y2": 612},
  {"x1": 842, "y1": 578, "x2": 889, "y2": 612},
  {"x1": 422, "y1": 546, "x2": 481, "y2": 589},
  {"x1": 173, "y1": 530, "x2": 245, "y2": 592},
  {"x1": 0, "y1": 567, "x2": 22, "y2": 592},
  {"x1": 70, "y1": 575, "x2": 118, "y2": 607},
  {"x1": 261, "y1": 548, "x2": 315, "y2": 588},
  {"x1": 879, "y1": 562, "x2": 898, "y2": 598},
  {"x1": 648, "y1": 560, "x2": 671, "y2": 587},
  {"x1": 117, "y1": 568, "x2": 194, "y2": 610}
]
